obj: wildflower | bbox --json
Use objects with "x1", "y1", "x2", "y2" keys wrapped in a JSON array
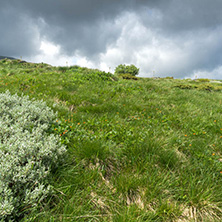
[
  {"x1": 70, "y1": 126, "x2": 72, "y2": 128},
  {"x1": 83, "y1": 122, "x2": 86, "y2": 124},
  {"x1": 185, "y1": 134, "x2": 187, "y2": 137},
  {"x1": 77, "y1": 123, "x2": 80, "y2": 125},
  {"x1": 220, "y1": 136, "x2": 222, "y2": 138},
  {"x1": 193, "y1": 133, "x2": 196, "y2": 135},
  {"x1": 117, "y1": 112, "x2": 119, "y2": 114},
  {"x1": 212, "y1": 144, "x2": 215, "y2": 147},
  {"x1": 214, "y1": 120, "x2": 217, "y2": 123},
  {"x1": 63, "y1": 132, "x2": 66, "y2": 134},
  {"x1": 55, "y1": 128, "x2": 57, "y2": 130},
  {"x1": 203, "y1": 132, "x2": 206, "y2": 134},
  {"x1": 189, "y1": 144, "x2": 192, "y2": 146},
  {"x1": 56, "y1": 120, "x2": 58, "y2": 122},
  {"x1": 212, "y1": 153, "x2": 215, "y2": 156},
  {"x1": 220, "y1": 171, "x2": 222, "y2": 174},
  {"x1": 59, "y1": 134, "x2": 62, "y2": 136},
  {"x1": 105, "y1": 120, "x2": 107, "y2": 121}
]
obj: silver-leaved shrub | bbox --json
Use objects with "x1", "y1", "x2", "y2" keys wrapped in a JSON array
[{"x1": 0, "y1": 91, "x2": 66, "y2": 220}]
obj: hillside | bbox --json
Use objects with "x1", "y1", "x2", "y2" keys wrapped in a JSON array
[
  {"x1": 0, "y1": 58, "x2": 222, "y2": 221},
  {"x1": 0, "y1": 56, "x2": 16, "y2": 60}
]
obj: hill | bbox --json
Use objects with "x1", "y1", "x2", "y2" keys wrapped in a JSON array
[
  {"x1": 0, "y1": 59, "x2": 222, "y2": 221},
  {"x1": 0, "y1": 55, "x2": 16, "y2": 60}
]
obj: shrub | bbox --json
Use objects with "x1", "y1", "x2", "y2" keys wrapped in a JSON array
[
  {"x1": 0, "y1": 91, "x2": 66, "y2": 221},
  {"x1": 115, "y1": 64, "x2": 139, "y2": 76},
  {"x1": 118, "y1": 73, "x2": 138, "y2": 80},
  {"x1": 196, "y1": 84, "x2": 213, "y2": 91},
  {"x1": 175, "y1": 84, "x2": 214, "y2": 91},
  {"x1": 58, "y1": 66, "x2": 69, "y2": 73},
  {"x1": 213, "y1": 86, "x2": 222, "y2": 91},
  {"x1": 81, "y1": 70, "x2": 117, "y2": 81},
  {"x1": 196, "y1": 78, "x2": 210, "y2": 82},
  {"x1": 175, "y1": 84, "x2": 194, "y2": 89}
]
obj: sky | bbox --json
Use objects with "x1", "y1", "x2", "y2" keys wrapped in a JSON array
[{"x1": 1, "y1": 0, "x2": 222, "y2": 79}]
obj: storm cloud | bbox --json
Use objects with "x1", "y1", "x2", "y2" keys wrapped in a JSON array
[{"x1": 1, "y1": 0, "x2": 222, "y2": 78}]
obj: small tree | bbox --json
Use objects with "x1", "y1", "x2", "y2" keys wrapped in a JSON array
[{"x1": 114, "y1": 64, "x2": 139, "y2": 76}]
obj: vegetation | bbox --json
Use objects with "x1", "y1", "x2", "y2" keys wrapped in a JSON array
[
  {"x1": 117, "y1": 73, "x2": 138, "y2": 80},
  {"x1": 0, "y1": 58, "x2": 222, "y2": 221},
  {"x1": 0, "y1": 90, "x2": 66, "y2": 221},
  {"x1": 114, "y1": 64, "x2": 139, "y2": 76}
]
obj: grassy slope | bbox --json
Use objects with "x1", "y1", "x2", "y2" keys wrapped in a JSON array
[{"x1": 0, "y1": 59, "x2": 222, "y2": 221}]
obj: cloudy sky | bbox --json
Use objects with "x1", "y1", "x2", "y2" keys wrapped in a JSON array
[{"x1": 1, "y1": 0, "x2": 222, "y2": 79}]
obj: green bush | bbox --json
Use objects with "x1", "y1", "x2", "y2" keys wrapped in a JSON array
[
  {"x1": 213, "y1": 85, "x2": 222, "y2": 91},
  {"x1": 115, "y1": 64, "x2": 139, "y2": 76},
  {"x1": 196, "y1": 84, "x2": 213, "y2": 91},
  {"x1": 118, "y1": 73, "x2": 138, "y2": 80},
  {"x1": 196, "y1": 78, "x2": 210, "y2": 82},
  {"x1": 0, "y1": 91, "x2": 66, "y2": 221},
  {"x1": 82, "y1": 70, "x2": 117, "y2": 81},
  {"x1": 58, "y1": 66, "x2": 69, "y2": 73},
  {"x1": 175, "y1": 83, "x2": 215, "y2": 91},
  {"x1": 175, "y1": 84, "x2": 194, "y2": 89}
]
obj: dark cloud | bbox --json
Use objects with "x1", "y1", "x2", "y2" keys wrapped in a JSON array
[
  {"x1": 1, "y1": 0, "x2": 222, "y2": 78},
  {"x1": 0, "y1": 3, "x2": 41, "y2": 57},
  {"x1": 1, "y1": 0, "x2": 159, "y2": 57},
  {"x1": 141, "y1": 0, "x2": 222, "y2": 33}
]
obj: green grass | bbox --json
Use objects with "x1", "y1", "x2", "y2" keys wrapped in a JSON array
[{"x1": 1, "y1": 58, "x2": 222, "y2": 221}]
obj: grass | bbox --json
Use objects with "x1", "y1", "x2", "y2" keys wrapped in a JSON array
[{"x1": 0, "y1": 58, "x2": 222, "y2": 221}]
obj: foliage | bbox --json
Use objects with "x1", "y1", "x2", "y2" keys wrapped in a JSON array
[
  {"x1": 175, "y1": 84, "x2": 195, "y2": 89},
  {"x1": 164, "y1": 76, "x2": 174, "y2": 79},
  {"x1": 195, "y1": 78, "x2": 210, "y2": 82},
  {"x1": 118, "y1": 73, "x2": 138, "y2": 80},
  {"x1": 115, "y1": 64, "x2": 139, "y2": 76},
  {"x1": 175, "y1": 83, "x2": 222, "y2": 91},
  {"x1": 0, "y1": 91, "x2": 66, "y2": 221}
]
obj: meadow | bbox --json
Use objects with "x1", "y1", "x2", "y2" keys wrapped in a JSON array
[{"x1": 0, "y1": 58, "x2": 222, "y2": 221}]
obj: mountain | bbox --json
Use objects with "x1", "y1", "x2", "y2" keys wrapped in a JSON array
[{"x1": 0, "y1": 55, "x2": 16, "y2": 60}]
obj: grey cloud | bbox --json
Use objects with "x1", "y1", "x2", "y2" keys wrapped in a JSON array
[
  {"x1": 0, "y1": 3, "x2": 41, "y2": 57},
  {"x1": 2, "y1": 0, "x2": 134, "y2": 57},
  {"x1": 1, "y1": 0, "x2": 160, "y2": 57},
  {"x1": 147, "y1": 0, "x2": 222, "y2": 32},
  {"x1": 1, "y1": 0, "x2": 222, "y2": 78}
]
